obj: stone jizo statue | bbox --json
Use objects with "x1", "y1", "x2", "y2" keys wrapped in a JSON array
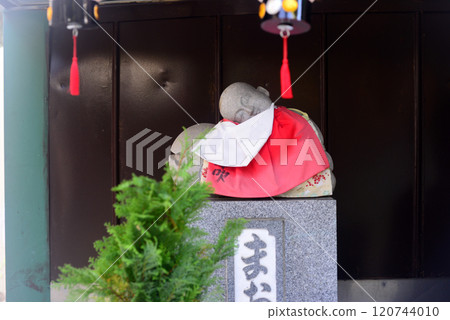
[
  {"x1": 170, "y1": 82, "x2": 335, "y2": 198},
  {"x1": 219, "y1": 83, "x2": 272, "y2": 123}
]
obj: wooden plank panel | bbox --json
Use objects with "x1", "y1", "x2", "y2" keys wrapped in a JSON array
[
  {"x1": 422, "y1": 13, "x2": 450, "y2": 277},
  {"x1": 327, "y1": 13, "x2": 416, "y2": 278},
  {"x1": 97, "y1": 0, "x2": 450, "y2": 24},
  {"x1": 313, "y1": 0, "x2": 450, "y2": 13},
  {"x1": 49, "y1": 25, "x2": 114, "y2": 280},
  {"x1": 119, "y1": 18, "x2": 217, "y2": 182}
]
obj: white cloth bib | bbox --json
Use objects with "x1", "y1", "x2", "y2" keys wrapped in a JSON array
[{"x1": 194, "y1": 104, "x2": 274, "y2": 167}]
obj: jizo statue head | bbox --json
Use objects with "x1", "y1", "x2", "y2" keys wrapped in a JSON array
[{"x1": 219, "y1": 82, "x2": 273, "y2": 123}]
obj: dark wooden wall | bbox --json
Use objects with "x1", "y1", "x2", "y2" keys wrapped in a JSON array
[{"x1": 48, "y1": 0, "x2": 450, "y2": 280}]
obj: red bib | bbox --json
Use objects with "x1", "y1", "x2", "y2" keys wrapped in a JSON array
[{"x1": 205, "y1": 107, "x2": 329, "y2": 198}]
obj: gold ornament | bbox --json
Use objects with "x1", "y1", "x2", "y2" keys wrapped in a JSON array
[
  {"x1": 259, "y1": 3, "x2": 266, "y2": 19},
  {"x1": 282, "y1": 0, "x2": 298, "y2": 12},
  {"x1": 94, "y1": 5, "x2": 100, "y2": 20},
  {"x1": 47, "y1": 6, "x2": 53, "y2": 23}
]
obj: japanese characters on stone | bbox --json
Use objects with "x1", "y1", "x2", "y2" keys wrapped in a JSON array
[{"x1": 235, "y1": 229, "x2": 276, "y2": 302}]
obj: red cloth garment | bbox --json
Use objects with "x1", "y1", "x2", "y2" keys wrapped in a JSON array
[{"x1": 205, "y1": 107, "x2": 330, "y2": 198}]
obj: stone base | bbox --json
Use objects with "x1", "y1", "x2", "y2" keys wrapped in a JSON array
[{"x1": 195, "y1": 197, "x2": 337, "y2": 302}]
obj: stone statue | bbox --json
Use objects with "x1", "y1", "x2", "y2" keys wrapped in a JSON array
[
  {"x1": 168, "y1": 123, "x2": 214, "y2": 179},
  {"x1": 219, "y1": 83, "x2": 272, "y2": 123},
  {"x1": 170, "y1": 82, "x2": 335, "y2": 197}
]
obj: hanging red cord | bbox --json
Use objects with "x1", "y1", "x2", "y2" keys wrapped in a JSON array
[
  {"x1": 70, "y1": 31, "x2": 80, "y2": 96},
  {"x1": 280, "y1": 35, "x2": 293, "y2": 99}
]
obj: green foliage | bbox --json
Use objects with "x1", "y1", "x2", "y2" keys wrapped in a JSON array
[{"x1": 55, "y1": 143, "x2": 246, "y2": 301}]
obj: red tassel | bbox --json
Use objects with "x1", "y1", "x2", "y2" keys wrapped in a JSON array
[
  {"x1": 280, "y1": 36, "x2": 293, "y2": 99},
  {"x1": 70, "y1": 34, "x2": 80, "y2": 96}
]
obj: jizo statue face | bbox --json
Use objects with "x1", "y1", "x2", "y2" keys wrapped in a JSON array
[{"x1": 219, "y1": 83, "x2": 272, "y2": 123}]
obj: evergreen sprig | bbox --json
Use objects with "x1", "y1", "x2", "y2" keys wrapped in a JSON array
[{"x1": 55, "y1": 140, "x2": 246, "y2": 301}]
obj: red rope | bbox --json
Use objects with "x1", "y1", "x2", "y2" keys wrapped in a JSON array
[
  {"x1": 73, "y1": 35, "x2": 77, "y2": 58},
  {"x1": 283, "y1": 36, "x2": 288, "y2": 61}
]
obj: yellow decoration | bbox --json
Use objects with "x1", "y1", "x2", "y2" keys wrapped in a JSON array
[
  {"x1": 282, "y1": 0, "x2": 298, "y2": 12},
  {"x1": 94, "y1": 5, "x2": 100, "y2": 20},
  {"x1": 259, "y1": 3, "x2": 266, "y2": 19},
  {"x1": 47, "y1": 6, "x2": 53, "y2": 23}
]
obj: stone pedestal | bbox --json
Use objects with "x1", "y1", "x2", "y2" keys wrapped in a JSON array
[{"x1": 196, "y1": 198, "x2": 337, "y2": 302}]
